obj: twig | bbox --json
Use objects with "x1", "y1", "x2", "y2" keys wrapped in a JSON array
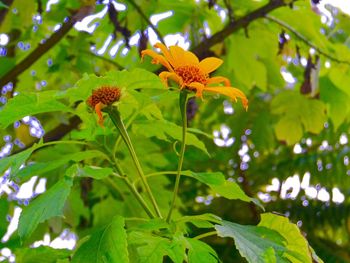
[
  {"x1": 0, "y1": 6, "x2": 93, "y2": 87},
  {"x1": 0, "y1": 0, "x2": 14, "y2": 27},
  {"x1": 126, "y1": 0, "x2": 165, "y2": 45},
  {"x1": 266, "y1": 15, "x2": 350, "y2": 65}
]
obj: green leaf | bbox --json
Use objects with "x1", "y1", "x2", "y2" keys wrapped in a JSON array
[
  {"x1": 186, "y1": 238, "x2": 219, "y2": 263},
  {"x1": 0, "y1": 91, "x2": 71, "y2": 129},
  {"x1": 0, "y1": 1, "x2": 8, "y2": 9},
  {"x1": 66, "y1": 164, "x2": 114, "y2": 180},
  {"x1": 215, "y1": 220, "x2": 289, "y2": 263},
  {"x1": 0, "y1": 198, "x2": 9, "y2": 238},
  {"x1": 132, "y1": 120, "x2": 209, "y2": 155},
  {"x1": 14, "y1": 246, "x2": 70, "y2": 263},
  {"x1": 16, "y1": 150, "x2": 107, "y2": 181},
  {"x1": 259, "y1": 213, "x2": 313, "y2": 263},
  {"x1": 182, "y1": 171, "x2": 261, "y2": 207},
  {"x1": 18, "y1": 177, "x2": 73, "y2": 240},
  {"x1": 128, "y1": 231, "x2": 185, "y2": 263},
  {"x1": 0, "y1": 143, "x2": 40, "y2": 179},
  {"x1": 177, "y1": 213, "x2": 222, "y2": 229},
  {"x1": 272, "y1": 91, "x2": 327, "y2": 144},
  {"x1": 72, "y1": 216, "x2": 129, "y2": 263},
  {"x1": 319, "y1": 76, "x2": 350, "y2": 130}
]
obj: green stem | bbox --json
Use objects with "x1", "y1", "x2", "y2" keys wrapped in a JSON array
[
  {"x1": 110, "y1": 152, "x2": 156, "y2": 218},
  {"x1": 193, "y1": 231, "x2": 217, "y2": 240},
  {"x1": 166, "y1": 91, "x2": 189, "y2": 223},
  {"x1": 106, "y1": 107, "x2": 163, "y2": 218}
]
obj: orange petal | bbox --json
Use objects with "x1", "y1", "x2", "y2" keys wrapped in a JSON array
[
  {"x1": 95, "y1": 102, "x2": 105, "y2": 127},
  {"x1": 169, "y1": 46, "x2": 186, "y2": 68},
  {"x1": 154, "y1": 43, "x2": 175, "y2": 67},
  {"x1": 203, "y1": 86, "x2": 248, "y2": 110},
  {"x1": 159, "y1": 71, "x2": 183, "y2": 87},
  {"x1": 188, "y1": 82, "x2": 205, "y2": 99},
  {"x1": 206, "y1": 76, "x2": 231, "y2": 86},
  {"x1": 199, "y1": 57, "x2": 223, "y2": 74},
  {"x1": 183, "y1": 50, "x2": 200, "y2": 65},
  {"x1": 141, "y1": 49, "x2": 173, "y2": 71}
]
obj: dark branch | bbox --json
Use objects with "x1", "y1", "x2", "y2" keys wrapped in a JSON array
[
  {"x1": 192, "y1": 0, "x2": 288, "y2": 57},
  {"x1": 0, "y1": 7, "x2": 93, "y2": 87}
]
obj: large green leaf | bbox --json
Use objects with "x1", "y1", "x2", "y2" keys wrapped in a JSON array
[
  {"x1": 259, "y1": 213, "x2": 315, "y2": 263},
  {"x1": 0, "y1": 91, "x2": 71, "y2": 129},
  {"x1": 0, "y1": 198, "x2": 9, "y2": 238},
  {"x1": 72, "y1": 216, "x2": 129, "y2": 263},
  {"x1": 18, "y1": 177, "x2": 73, "y2": 240},
  {"x1": 215, "y1": 220, "x2": 290, "y2": 263},
  {"x1": 272, "y1": 91, "x2": 327, "y2": 144}
]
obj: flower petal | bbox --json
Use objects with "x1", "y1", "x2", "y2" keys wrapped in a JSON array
[
  {"x1": 95, "y1": 102, "x2": 105, "y2": 127},
  {"x1": 187, "y1": 82, "x2": 205, "y2": 99},
  {"x1": 199, "y1": 57, "x2": 223, "y2": 74},
  {"x1": 169, "y1": 46, "x2": 186, "y2": 67},
  {"x1": 203, "y1": 86, "x2": 248, "y2": 110},
  {"x1": 206, "y1": 76, "x2": 230, "y2": 86},
  {"x1": 141, "y1": 49, "x2": 173, "y2": 71},
  {"x1": 154, "y1": 43, "x2": 175, "y2": 67},
  {"x1": 159, "y1": 71, "x2": 183, "y2": 87},
  {"x1": 183, "y1": 50, "x2": 200, "y2": 65}
]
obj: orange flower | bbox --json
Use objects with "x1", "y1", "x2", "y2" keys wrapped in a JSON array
[
  {"x1": 141, "y1": 43, "x2": 248, "y2": 110},
  {"x1": 87, "y1": 86, "x2": 121, "y2": 127}
]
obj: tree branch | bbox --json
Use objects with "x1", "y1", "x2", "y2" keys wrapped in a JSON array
[
  {"x1": 192, "y1": 0, "x2": 288, "y2": 57},
  {"x1": 266, "y1": 15, "x2": 350, "y2": 65},
  {"x1": 0, "y1": 6, "x2": 93, "y2": 87}
]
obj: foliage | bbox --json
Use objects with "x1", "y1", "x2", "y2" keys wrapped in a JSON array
[{"x1": 0, "y1": 0, "x2": 350, "y2": 262}]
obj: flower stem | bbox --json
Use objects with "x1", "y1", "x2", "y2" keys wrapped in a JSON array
[
  {"x1": 106, "y1": 106, "x2": 163, "y2": 218},
  {"x1": 110, "y1": 152, "x2": 155, "y2": 218},
  {"x1": 166, "y1": 91, "x2": 189, "y2": 223}
]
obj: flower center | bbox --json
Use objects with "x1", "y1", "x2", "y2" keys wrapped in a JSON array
[
  {"x1": 87, "y1": 86, "x2": 121, "y2": 108},
  {"x1": 175, "y1": 65, "x2": 208, "y2": 86}
]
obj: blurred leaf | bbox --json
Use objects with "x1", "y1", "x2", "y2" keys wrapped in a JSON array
[
  {"x1": 72, "y1": 216, "x2": 129, "y2": 263},
  {"x1": 18, "y1": 177, "x2": 73, "y2": 240},
  {"x1": 15, "y1": 246, "x2": 70, "y2": 263},
  {"x1": 0, "y1": 198, "x2": 9, "y2": 238}
]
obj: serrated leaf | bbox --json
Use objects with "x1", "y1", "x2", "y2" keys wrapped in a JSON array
[
  {"x1": 215, "y1": 220, "x2": 289, "y2": 263},
  {"x1": 259, "y1": 213, "x2": 313, "y2": 263},
  {"x1": 132, "y1": 120, "x2": 209, "y2": 155},
  {"x1": 72, "y1": 216, "x2": 129, "y2": 263},
  {"x1": 186, "y1": 238, "x2": 219, "y2": 263},
  {"x1": 18, "y1": 177, "x2": 73, "y2": 240}
]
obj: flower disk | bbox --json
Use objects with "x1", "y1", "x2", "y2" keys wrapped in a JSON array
[
  {"x1": 86, "y1": 86, "x2": 121, "y2": 127},
  {"x1": 87, "y1": 86, "x2": 121, "y2": 108}
]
